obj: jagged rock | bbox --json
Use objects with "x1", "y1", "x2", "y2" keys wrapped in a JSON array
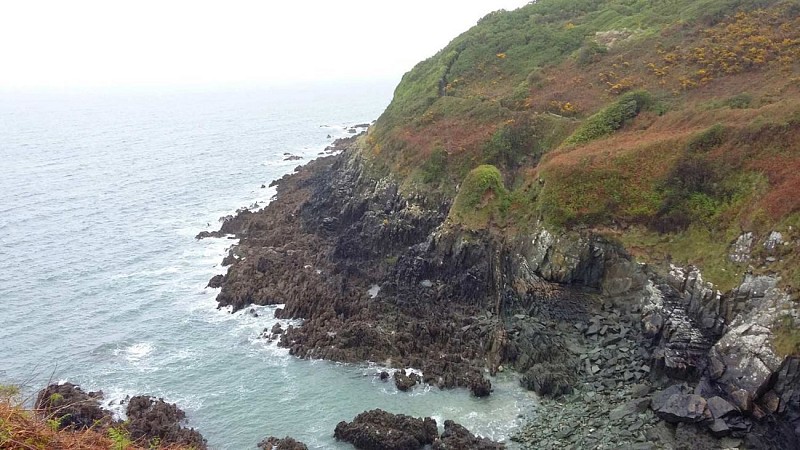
[
  {"x1": 651, "y1": 385, "x2": 710, "y2": 424},
  {"x1": 35, "y1": 383, "x2": 111, "y2": 430},
  {"x1": 207, "y1": 274, "x2": 225, "y2": 288},
  {"x1": 379, "y1": 371, "x2": 390, "y2": 381},
  {"x1": 706, "y1": 396, "x2": 737, "y2": 419},
  {"x1": 126, "y1": 396, "x2": 207, "y2": 449},
  {"x1": 729, "y1": 232, "x2": 754, "y2": 263},
  {"x1": 257, "y1": 436, "x2": 308, "y2": 450},
  {"x1": 433, "y1": 420, "x2": 504, "y2": 449},
  {"x1": 334, "y1": 409, "x2": 438, "y2": 450},
  {"x1": 764, "y1": 231, "x2": 784, "y2": 253},
  {"x1": 394, "y1": 370, "x2": 420, "y2": 391},
  {"x1": 469, "y1": 375, "x2": 492, "y2": 397}
]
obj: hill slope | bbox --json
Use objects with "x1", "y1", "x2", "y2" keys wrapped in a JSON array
[{"x1": 366, "y1": 0, "x2": 800, "y2": 298}]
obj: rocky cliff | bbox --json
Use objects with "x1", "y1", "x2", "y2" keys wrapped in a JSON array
[{"x1": 203, "y1": 0, "x2": 800, "y2": 448}]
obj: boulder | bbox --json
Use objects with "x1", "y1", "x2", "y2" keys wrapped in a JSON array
[
  {"x1": 334, "y1": 409, "x2": 438, "y2": 450},
  {"x1": 35, "y1": 383, "x2": 111, "y2": 430},
  {"x1": 394, "y1": 370, "x2": 420, "y2": 391},
  {"x1": 469, "y1": 375, "x2": 492, "y2": 397},
  {"x1": 432, "y1": 420, "x2": 505, "y2": 449},
  {"x1": 207, "y1": 274, "x2": 225, "y2": 288},
  {"x1": 257, "y1": 436, "x2": 308, "y2": 450},
  {"x1": 126, "y1": 396, "x2": 207, "y2": 449},
  {"x1": 651, "y1": 385, "x2": 710, "y2": 424}
]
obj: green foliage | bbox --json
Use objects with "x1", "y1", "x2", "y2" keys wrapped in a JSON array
[
  {"x1": 450, "y1": 165, "x2": 510, "y2": 228},
  {"x1": 773, "y1": 316, "x2": 800, "y2": 357},
  {"x1": 420, "y1": 148, "x2": 447, "y2": 184},
  {"x1": 0, "y1": 384, "x2": 20, "y2": 400},
  {"x1": 577, "y1": 40, "x2": 607, "y2": 66},
  {"x1": 725, "y1": 93, "x2": 752, "y2": 109},
  {"x1": 564, "y1": 90, "x2": 653, "y2": 145},
  {"x1": 48, "y1": 393, "x2": 64, "y2": 404},
  {"x1": 686, "y1": 124, "x2": 726, "y2": 153},
  {"x1": 108, "y1": 426, "x2": 133, "y2": 450},
  {"x1": 46, "y1": 417, "x2": 62, "y2": 431}
]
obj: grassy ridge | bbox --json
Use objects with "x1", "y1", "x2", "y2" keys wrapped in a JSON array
[{"x1": 360, "y1": 0, "x2": 800, "y2": 306}]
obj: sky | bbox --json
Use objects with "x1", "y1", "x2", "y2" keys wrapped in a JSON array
[{"x1": 0, "y1": 0, "x2": 531, "y2": 90}]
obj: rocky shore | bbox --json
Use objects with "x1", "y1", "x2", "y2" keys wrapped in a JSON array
[
  {"x1": 202, "y1": 136, "x2": 800, "y2": 448},
  {"x1": 34, "y1": 382, "x2": 206, "y2": 448}
]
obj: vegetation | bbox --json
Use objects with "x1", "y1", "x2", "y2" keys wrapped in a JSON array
[
  {"x1": 358, "y1": 0, "x2": 800, "y2": 354},
  {"x1": 0, "y1": 387, "x2": 194, "y2": 450}
]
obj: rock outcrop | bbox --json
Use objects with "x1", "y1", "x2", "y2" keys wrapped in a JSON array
[
  {"x1": 126, "y1": 396, "x2": 207, "y2": 449},
  {"x1": 35, "y1": 383, "x2": 111, "y2": 430},
  {"x1": 334, "y1": 409, "x2": 503, "y2": 450},
  {"x1": 257, "y1": 436, "x2": 309, "y2": 450}
]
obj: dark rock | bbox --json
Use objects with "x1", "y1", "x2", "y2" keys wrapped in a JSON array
[
  {"x1": 394, "y1": 370, "x2": 420, "y2": 391},
  {"x1": 469, "y1": 375, "x2": 492, "y2": 397},
  {"x1": 271, "y1": 323, "x2": 284, "y2": 335},
  {"x1": 432, "y1": 420, "x2": 504, "y2": 449},
  {"x1": 126, "y1": 396, "x2": 207, "y2": 449},
  {"x1": 207, "y1": 274, "x2": 225, "y2": 288},
  {"x1": 379, "y1": 371, "x2": 390, "y2": 381},
  {"x1": 652, "y1": 385, "x2": 710, "y2": 424},
  {"x1": 35, "y1": 383, "x2": 111, "y2": 430},
  {"x1": 284, "y1": 154, "x2": 303, "y2": 161},
  {"x1": 334, "y1": 409, "x2": 438, "y2": 450},
  {"x1": 706, "y1": 396, "x2": 737, "y2": 419},
  {"x1": 709, "y1": 418, "x2": 730, "y2": 437},
  {"x1": 258, "y1": 436, "x2": 309, "y2": 450}
]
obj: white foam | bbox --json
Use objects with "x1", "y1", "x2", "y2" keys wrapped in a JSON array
[{"x1": 124, "y1": 342, "x2": 154, "y2": 362}]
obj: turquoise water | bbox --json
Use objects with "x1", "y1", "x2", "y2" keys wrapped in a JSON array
[{"x1": 0, "y1": 82, "x2": 535, "y2": 449}]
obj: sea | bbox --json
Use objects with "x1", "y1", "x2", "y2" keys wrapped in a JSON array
[{"x1": 0, "y1": 81, "x2": 535, "y2": 449}]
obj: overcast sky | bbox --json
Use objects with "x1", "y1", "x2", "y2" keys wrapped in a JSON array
[{"x1": 0, "y1": 0, "x2": 531, "y2": 90}]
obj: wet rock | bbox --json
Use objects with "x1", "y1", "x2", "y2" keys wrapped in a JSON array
[
  {"x1": 207, "y1": 274, "x2": 225, "y2": 288},
  {"x1": 271, "y1": 323, "x2": 284, "y2": 335},
  {"x1": 257, "y1": 436, "x2": 309, "y2": 450},
  {"x1": 126, "y1": 396, "x2": 207, "y2": 449},
  {"x1": 469, "y1": 375, "x2": 492, "y2": 397},
  {"x1": 35, "y1": 383, "x2": 111, "y2": 430},
  {"x1": 432, "y1": 420, "x2": 504, "y2": 449},
  {"x1": 394, "y1": 370, "x2": 421, "y2": 391},
  {"x1": 334, "y1": 409, "x2": 438, "y2": 450},
  {"x1": 379, "y1": 371, "x2": 390, "y2": 381}
]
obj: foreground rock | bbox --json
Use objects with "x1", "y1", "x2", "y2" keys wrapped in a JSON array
[
  {"x1": 334, "y1": 409, "x2": 438, "y2": 450},
  {"x1": 35, "y1": 383, "x2": 111, "y2": 430},
  {"x1": 334, "y1": 409, "x2": 503, "y2": 450},
  {"x1": 257, "y1": 436, "x2": 309, "y2": 450},
  {"x1": 434, "y1": 420, "x2": 505, "y2": 449},
  {"x1": 126, "y1": 396, "x2": 207, "y2": 449}
]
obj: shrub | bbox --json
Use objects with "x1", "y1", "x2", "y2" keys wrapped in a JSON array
[
  {"x1": 450, "y1": 165, "x2": 510, "y2": 228},
  {"x1": 564, "y1": 90, "x2": 653, "y2": 145},
  {"x1": 420, "y1": 148, "x2": 447, "y2": 184},
  {"x1": 686, "y1": 124, "x2": 726, "y2": 153}
]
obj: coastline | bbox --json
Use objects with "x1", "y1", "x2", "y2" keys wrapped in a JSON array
[{"x1": 205, "y1": 128, "x2": 800, "y2": 449}]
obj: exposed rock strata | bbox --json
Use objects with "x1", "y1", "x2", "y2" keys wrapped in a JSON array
[{"x1": 210, "y1": 137, "x2": 800, "y2": 447}]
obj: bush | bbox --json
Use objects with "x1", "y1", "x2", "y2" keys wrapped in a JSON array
[
  {"x1": 686, "y1": 124, "x2": 726, "y2": 153},
  {"x1": 450, "y1": 165, "x2": 510, "y2": 228},
  {"x1": 564, "y1": 90, "x2": 653, "y2": 145}
]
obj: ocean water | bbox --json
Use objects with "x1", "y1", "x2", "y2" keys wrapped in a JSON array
[{"x1": 0, "y1": 82, "x2": 535, "y2": 449}]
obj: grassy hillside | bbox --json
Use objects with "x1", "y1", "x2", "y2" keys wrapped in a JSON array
[{"x1": 362, "y1": 0, "x2": 800, "y2": 299}]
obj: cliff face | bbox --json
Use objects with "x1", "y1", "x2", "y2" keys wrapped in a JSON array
[{"x1": 205, "y1": 0, "x2": 800, "y2": 447}]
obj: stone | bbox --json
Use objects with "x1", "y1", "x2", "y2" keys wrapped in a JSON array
[
  {"x1": 35, "y1": 383, "x2": 112, "y2": 430},
  {"x1": 432, "y1": 420, "x2": 504, "y2": 449},
  {"x1": 257, "y1": 436, "x2": 309, "y2": 450},
  {"x1": 334, "y1": 409, "x2": 438, "y2": 450},
  {"x1": 729, "y1": 389, "x2": 752, "y2": 413},
  {"x1": 631, "y1": 384, "x2": 651, "y2": 398},
  {"x1": 126, "y1": 396, "x2": 207, "y2": 449},
  {"x1": 708, "y1": 418, "x2": 730, "y2": 438},
  {"x1": 652, "y1": 389, "x2": 709, "y2": 424},
  {"x1": 706, "y1": 396, "x2": 737, "y2": 419}
]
